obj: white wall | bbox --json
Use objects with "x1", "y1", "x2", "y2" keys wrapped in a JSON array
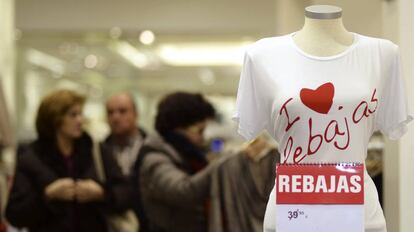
[
  {"x1": 0, "y1": 0, "x2": 15, "y2": 144},
  {"x1": 398, "y1": 0, "x2": 414, "y2": 231},
  {"x1": 274, "y1": 0, "x2": 310, "y2": 35},
  {"x1": 382, "y1": 1, "x2": 414, "y2": 231},
  {"x1": 381, "y1": 1, "x2": 400, "y2": 231},
  {"x1": 0, "y1": 0, "x2": 15, "y2": 217},
  {"x1": 0, "y1": 0, "x2": 15, "y2": 118}
]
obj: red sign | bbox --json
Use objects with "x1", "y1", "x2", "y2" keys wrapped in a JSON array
[{"x1": 276, "y1": 163, "x2": 364, "y2": 204}]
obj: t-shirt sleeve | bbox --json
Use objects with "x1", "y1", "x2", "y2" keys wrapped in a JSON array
[
  {"x1": 375, "y1": 45, "x2": 413, "y2": 140},
  {"x1": 232, "y1": 51, "x2": 270, "y2": 141}
]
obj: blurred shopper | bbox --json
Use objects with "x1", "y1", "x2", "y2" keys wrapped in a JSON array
[
  {"x1": 138, "y1": 92, "x2": 217, "y2": 232},
  {"x1": 6, "y1": 89, "x2": 131, "y2": 232},
  {"x1": 102, "y1": 92, "x2": 146, "y2": 231}
]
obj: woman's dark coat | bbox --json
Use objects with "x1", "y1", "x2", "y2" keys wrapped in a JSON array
[{"x1": 6, "y1": 133, "x2": 132, "y2": 232}]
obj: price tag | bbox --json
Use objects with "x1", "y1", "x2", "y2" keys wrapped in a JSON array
[{"x1": 276, "y1": 163, "x2": 364, "y2": 232}]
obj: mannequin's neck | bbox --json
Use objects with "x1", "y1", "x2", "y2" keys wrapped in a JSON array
[{"x1": 293, "y1": 17, "x2": 354, "y2": 57}]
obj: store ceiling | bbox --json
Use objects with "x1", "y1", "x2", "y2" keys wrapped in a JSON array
[
  {"x1": 15, "y1": 0, "x2": 277, "y2": 96},
  {"x1": 17, "y1": 32, "x2": 256, "y2": 96},
  {"x1": 15, "y1": 0, "x2": 277, "y2": 35}
]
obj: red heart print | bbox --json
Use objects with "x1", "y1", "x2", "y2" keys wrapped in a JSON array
[{"x1": 300, "y1": 82, "x2": 335, "y2": 114}]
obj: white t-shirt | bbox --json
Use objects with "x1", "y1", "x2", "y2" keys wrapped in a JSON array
[{"x1": 233, "y1": 32, "x2": 413, "y2": 232}]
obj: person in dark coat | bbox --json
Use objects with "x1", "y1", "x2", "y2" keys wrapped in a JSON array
[
  {"x1": 102, "y1": 92, "x2": 147, "y2": 231},
  {"x1": 6, "y1": 89, "x2": 131, "y2": 232},
  {"x1": 138, "y1": 92, "x2": 218, "y2": 232}
]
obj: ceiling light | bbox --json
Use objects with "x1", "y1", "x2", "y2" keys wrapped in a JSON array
[
  {"x1": 84, "y1": 54, "x2": 98, "y2": 69},
  {"x1": 26, "y1": 49, "x2": 66, "y2": 76},
  {"x1": 110, "y1": 27, "x2": 122, "y2": 39},
  {"x1": 111, "y1": 41, "x2": 149, "y2": 68},
  {"x1": 157, "y1": 41, "x2": 252, "y2": 66},
  {"x1": 140, "y1": 30, "x2": 155, "y2": 45},
  {"x1": 199, "y1": 69, "x2": 216, "y2": 85}
]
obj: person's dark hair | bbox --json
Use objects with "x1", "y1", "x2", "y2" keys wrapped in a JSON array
[
  {"x1": 36, "y1": 89, "x2": 86, "y2": 140},
  {"x1": 155, "y1": 92, "x2": 215, "y2": 135}
]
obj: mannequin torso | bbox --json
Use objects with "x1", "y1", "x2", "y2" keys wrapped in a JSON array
[
  {"x1": 234, "y1": 5, "x2": 405, "y2": 232},
  {"x1": 293, "y1": 5, "x2": 354, "y2": 57}
]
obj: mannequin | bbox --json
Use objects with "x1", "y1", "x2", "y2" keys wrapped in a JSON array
[
  {"x1": 234, "y1": 3, "x2": 411, "y2": 232},
  {"x1": 293, "y1": 5, "x2": 354, "y2": 57}
]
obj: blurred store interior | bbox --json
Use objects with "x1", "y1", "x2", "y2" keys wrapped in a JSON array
[{"x1": 1, "y1": 0, "x2": 414, "y2": 231}]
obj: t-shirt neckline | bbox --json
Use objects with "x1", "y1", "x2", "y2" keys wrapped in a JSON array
[{"x1": 288, "y1": 31, "x2": 360, "y2": 61}]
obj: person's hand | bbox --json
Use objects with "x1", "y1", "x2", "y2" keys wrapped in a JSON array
[
  {"x1": 44, "y1": 178, "x2": 76, "y2": 201},
  {"x1": 75, "y1": 179, "x2": 104, "y2": 203}
]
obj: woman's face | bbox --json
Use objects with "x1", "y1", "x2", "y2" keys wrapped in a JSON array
[
  {"x1": 177, "y1": 120, "x2": 208, "y2": 147},
  {"x1": 57, "y1": 104, "x2": 84, "y2": 139}
]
